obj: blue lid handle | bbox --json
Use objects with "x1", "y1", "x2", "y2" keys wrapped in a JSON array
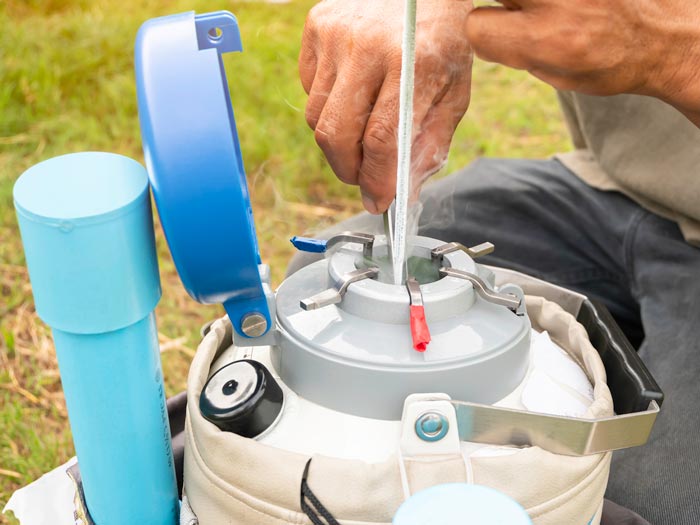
[{"x1": 135, "y1": 11, "x2": 271, "y2": 337}]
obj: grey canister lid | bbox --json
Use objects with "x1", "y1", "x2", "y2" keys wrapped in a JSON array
[{"x1": 273, "y1": 236, "x2": 531, "y2": 420}]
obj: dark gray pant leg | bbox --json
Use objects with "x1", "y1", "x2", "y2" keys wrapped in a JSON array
[
  {"x1": 418, "y1": 158, "x2": 644, "y2": 346},
  {"x1": 604, "y1": 214, "x2": 700, "y2": 524},
  {"x1": 421, "y1": 159, "x2": 700, "y2": 522}
]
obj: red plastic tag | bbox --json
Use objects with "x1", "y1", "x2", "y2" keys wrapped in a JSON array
[{"x1": 410, "y1": 305, "x2": 431, "y2": 352}]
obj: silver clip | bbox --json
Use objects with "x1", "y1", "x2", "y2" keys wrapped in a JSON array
[
  {"x1": 452, "y1": 399, "x2": 660, "y2": 456},
  {"x1": 431, "y1": 241, "x2": 495, "y2": 260},
  {"x1": 326, "y1": 232, "x2": 375, "y2": 258},
  {"x1": 383, "y1": 210, "x2": 395, "y2": 271},
  {"x1": 300, "y1": 267, "x2": 380, "y2": 311},
  {"x1": 439, "y1": 267, "x2": 522, "y2": 313},
  {"x1": 406, "y1": 277, "x2": 424, "y2": 307}
]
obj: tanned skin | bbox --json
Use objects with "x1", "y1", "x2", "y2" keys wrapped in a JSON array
[{"x1": 300, "y1": 0, "x2": 700, "y2": 213}]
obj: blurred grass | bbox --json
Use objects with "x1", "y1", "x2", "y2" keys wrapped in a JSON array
[{"x1": 0, "y1": 0, "x2": 569, "y2": 520}]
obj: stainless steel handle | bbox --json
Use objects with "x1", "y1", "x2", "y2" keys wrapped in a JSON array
[
  {"x1": 452, "y1": 399, "x2": 660, "y2": 456},
  {"x1": 326, "y1": 232, "x2": 375, "y2": 258},
  {"x1": 439, "y1": 267, "x2": 522, "y2": 313},
  {"x1": 432, "y1": 241, "x2": 495, "y2": 259},
  {"x1": 300, "y1": 267, "x2": 380, "y2": 311}
]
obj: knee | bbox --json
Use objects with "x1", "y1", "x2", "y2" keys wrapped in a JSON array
[
  {"x1": 419, "y1": 159, "x2": 520, "y2": 228},
  {"x1": 421, "y1": 158, "x2": 531, "y2": 204}
]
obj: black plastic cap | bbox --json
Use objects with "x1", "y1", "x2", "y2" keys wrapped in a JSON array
[{"x1": 199, "y1": 359, "x2": 284, "y2": 438}]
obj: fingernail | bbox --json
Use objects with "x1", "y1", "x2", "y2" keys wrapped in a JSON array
[{"x1": 362, "y1": 194, "x2": 378, "y2": 214}]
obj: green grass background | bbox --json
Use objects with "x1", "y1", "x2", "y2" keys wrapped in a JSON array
[{"x1": 0, "y1": 0, "x2": 570, "y2": 521}]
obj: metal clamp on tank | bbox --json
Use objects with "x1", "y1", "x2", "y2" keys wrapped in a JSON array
[
  {"x1": 292, "y1": 232, "x2": 382, "y2": 310},
  {"x1": 438, "y1": 267, "x2": 525, "y2": 315},
  {"x1": 291, "y1": 232, "x2": 375, "y2": 258},
  {"x1": 448, "y1": 397, "x2": 660, "y2": 456},
  {"x1": 430, "y1": 241, "x2": 525, "y2": 315},
  {"x1": 300, "y1": 266, "x2": 380, "y2": 311},
  {"x1": 406, "y1": 277, "x2": 431, "y2": 351},
  {"x1": 431, "y1": 241, "x2": 495, "y2": 259},
  {"x1": 399, "y1": 391, "x2": 660, "y2": 457}
]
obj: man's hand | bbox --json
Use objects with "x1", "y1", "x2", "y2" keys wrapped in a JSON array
[
  {"x1": 300, "y1": 0, "x2": 473, "y2": 214},
  {"x1": 467, "y1": 0, "x2": 700, "y2": 126}
]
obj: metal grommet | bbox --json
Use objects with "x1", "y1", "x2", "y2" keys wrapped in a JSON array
[{"x1": 415, "y1": 411, "x2": 449, "y2": 442}]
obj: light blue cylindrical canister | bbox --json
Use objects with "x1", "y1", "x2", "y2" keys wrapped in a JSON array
[
  {"x1": 393, "y1": 483, "x2": 532, "y2": 525},
  {"x1": 14, "y1": 152, "x2": 179, "y2": 525}
]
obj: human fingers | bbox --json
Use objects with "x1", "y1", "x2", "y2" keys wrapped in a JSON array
[
  {"x1": 313, "y1": 58, "x2": 385, "y2": 185},
  {"x1": 356, "y1": 54, "x2": 468, "y2": 213},
  {"x1": 298, "y1": 10, "x2": 318, "y2": 94},
  {"x1": 468, "y1": 0, "x2": 657, "y2": 97},
  {"x1": 304, "y1": 56, "x2": 338, "y2": 131},
  {"x1": 357, "y1": 71, "x2": 402, "y2": 214}
]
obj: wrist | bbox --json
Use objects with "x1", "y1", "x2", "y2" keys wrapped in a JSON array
[
  {"x1": 656, "y1": 54, "x2": 700, "y2": 127},
  {"x1": 641, "y1": 18, "x2": 700, "y2": 125}
]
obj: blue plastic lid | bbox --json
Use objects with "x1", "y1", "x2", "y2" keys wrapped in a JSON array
[
  {"x1": 135, "y1": 11, "x2": 271, "y2": 337},
  {"x1": 14, "y1": 152, "x2": 161, "y2": 334},
  {"x1": 393, "y1": 484, "x2": 532, "y2": 525}
]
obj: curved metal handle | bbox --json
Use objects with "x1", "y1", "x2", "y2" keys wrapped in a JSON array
[
  {"x1": 452, "y1": 399, "x2": 660, "y2": 456},
  {"x1": 291, "y1": 232, "x2": 375, "y2": 258},
  {"x1": 300, "y1": 267, "x2": 380, "y2": 311},
  {"x1": 439, "y1": 267, "x2": 522, "y2": 313},
  {"x1": 432, "y1": 241, "x2": 495, "y2": 259}
]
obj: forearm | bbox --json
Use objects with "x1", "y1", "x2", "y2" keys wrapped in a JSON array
[{"x1": 467, "y1": 0, "x2": 700, "y2": 129}]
